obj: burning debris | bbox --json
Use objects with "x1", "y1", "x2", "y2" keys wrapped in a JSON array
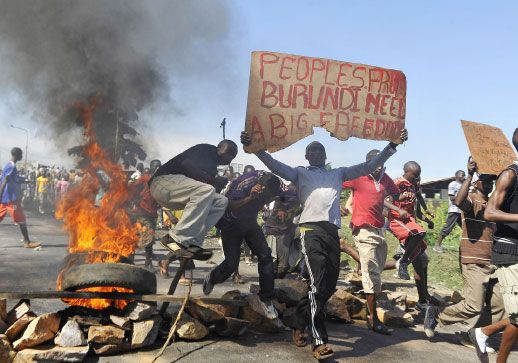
[{"x1": 55, "y1": 100, "x2": 145, "y2": 311}]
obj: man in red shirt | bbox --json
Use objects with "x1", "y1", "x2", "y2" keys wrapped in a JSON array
[{"x1": 343, "y1": 149, "x2": 409, "y2": 335}]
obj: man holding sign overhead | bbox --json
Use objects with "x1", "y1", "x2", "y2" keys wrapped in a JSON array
[
  {"x1": 242, "y1": 51, "x2": 408, "y2": 360},
  {"x1": 241, "y1": 128, "x2": 407, "y2": 360}
]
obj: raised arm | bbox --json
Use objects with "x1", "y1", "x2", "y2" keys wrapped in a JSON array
[
  {"x1": 454, "y1": 157, "x2": 476, "y2": 212},
  {"x1": 241, "y1": 131, "x2": 298, "y2": 183},
  {"x1": 255, "y1": 151, "x2": 298, "y2": 183},
  {"x1": 339, "y1": 129, "x2": 407, "y2": 181},
  {"x1": 340, "y1": 144, "x2": 396, "y2": 180}
]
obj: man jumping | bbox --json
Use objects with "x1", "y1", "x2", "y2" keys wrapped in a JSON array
[
  {"x1": 149, "y1": 140, "x2": 237, "y2": 261},
  {"x1": 0, "y1": 147, "x2": 41, "y2": 249},
  {"x1": 241, "y1": 128, "x2": 407, "y2": 360}
]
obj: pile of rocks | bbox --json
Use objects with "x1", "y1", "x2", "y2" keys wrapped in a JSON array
[
  {"x1": 0, "y1": 277, "x2": 460, "y2": 362},
  {"x1": 0, "y1": 299, "x2": 166, "y2": 362}
]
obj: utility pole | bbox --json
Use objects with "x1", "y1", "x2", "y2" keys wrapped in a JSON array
[
  {"x1": 10, "y1": 124, "x2": 29, "y2": 171},
  {"x1": 220, "y1": 118, "x2": 226, "y2": 140}
]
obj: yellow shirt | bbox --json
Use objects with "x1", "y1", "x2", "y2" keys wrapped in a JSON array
[{"x1": 37, "y1": 176, "x2": 49, "y2": 193}]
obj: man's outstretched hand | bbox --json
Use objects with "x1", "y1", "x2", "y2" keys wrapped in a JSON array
[
  {"x1": 389, "y1": 128, "x2": 408, "y2": 148},
  {"x1": 241, "y1": 131, "x2": 252, "y2": 148}
]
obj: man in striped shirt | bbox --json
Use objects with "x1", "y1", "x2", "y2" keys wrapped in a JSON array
[{"x1": 424, "y1": 157, "x2": 505, "y2": 344}]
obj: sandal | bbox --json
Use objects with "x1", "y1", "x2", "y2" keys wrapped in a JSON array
[
  {"x1": 312, "y1": 344, "x2": 334, "y2": 360},
  {"x1": 292, "y1": 329, "x2": 308, "y2": 347},
  {"x1": 367, "y1": 320, "x2": 393, "y2": 335}
]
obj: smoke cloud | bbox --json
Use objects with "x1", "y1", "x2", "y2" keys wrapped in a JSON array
[{"x1": 0, "y1": 0, "x2": 234, "y2": 163}]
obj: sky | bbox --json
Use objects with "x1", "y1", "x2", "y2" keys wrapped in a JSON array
[{"x1": 1, "y1": 1, "x2": 517, "y2": 181}]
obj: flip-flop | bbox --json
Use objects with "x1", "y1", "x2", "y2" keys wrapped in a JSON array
[
  {"x1": 160, "y1": 235, "x2": 213, "y2": 261},
  {"x1": 312, "y1": 344, "x2": 334, "y2": 360}
]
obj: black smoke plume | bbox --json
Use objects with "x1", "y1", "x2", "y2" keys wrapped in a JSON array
[{"x1": 0, "y1": 0, "x2": 232, "y2": 167}]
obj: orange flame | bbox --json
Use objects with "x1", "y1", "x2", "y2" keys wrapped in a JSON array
[{"x1": 56, "y1": 100, "x2": 140, "y2": 310}]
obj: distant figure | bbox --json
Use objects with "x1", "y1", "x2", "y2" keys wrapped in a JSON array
[
  {"x1": 434, "y1": 170, "x2": 466, "y2": 253},
  {"x1": 0, "y1": 147, "x2": 41, "y2": 248},
  {"x1": 130, "y1": 162, "x2": 144, "y2": 182}
]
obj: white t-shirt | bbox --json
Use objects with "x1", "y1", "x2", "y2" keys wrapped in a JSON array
[{"x1": 448, "y1": 180, "x2": 462, "y2": 213}]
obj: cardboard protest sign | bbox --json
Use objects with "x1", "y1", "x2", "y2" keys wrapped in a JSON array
[
  {"x1": 244, "y1": 51, "x2": 406, "y2": 153},
  {"x1": 461, "y1": 120, "x2": 517, "y2": 175}
]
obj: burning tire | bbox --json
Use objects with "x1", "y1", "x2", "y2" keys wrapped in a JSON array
[{"x1": 60, "y1": 263, "x2": 157, "y2": 294}]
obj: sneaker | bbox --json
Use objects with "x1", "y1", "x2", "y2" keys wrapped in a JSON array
[
  {"x1": 23, "y1": 241, "x2": 42, "y2": 249},
  {"x1": 397, "y1": 260, "x2": 411, "y2": 280},
  {"x1": 202, "y1": 274, "x2": 214, "y2": 295},
  {"x1": 459, "y1": 331, "x2": 496, "y2": 354},
  {"x1": 424, "y1": 306, "x2": 438, "y2": 338},
  {"x1": 258, "y1": 300, "x2": 278, "y2": 320},
  {"x1": 468, "y1": 328, "x2": 489, "y2": 363},
  {"x1": 433, "y1": 245, "x2": 444, "y2": 253}
]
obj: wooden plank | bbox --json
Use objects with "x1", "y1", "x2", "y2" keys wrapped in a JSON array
[{"x1": 0, "y1": 291, "x2": 247, "y2": 307}]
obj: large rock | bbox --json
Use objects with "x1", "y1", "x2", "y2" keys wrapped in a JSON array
[
  {"x1": 93, "y1": 341, "x2": 131, "y2": 356},
  {"x1": 124, "y1": 302, "x2": 157, "y2": 321},
  {"x1": 0, "y1": 334, "x2": 15, "y2": 363},
  {"x1": 186, "y1": 299, "x2": 226, "y2": 326},
  {"x1": 325, "y1": 293, "x2": 352, "y2": 323},
  {"x1": 382, "y1": 291, "x2": 407, "y2": 312},
  {"x1": 0, "y1": 299, "x2": 6, "y2": 321},
  {"x1": 240, "y1": 295, "x2": 285, "y2": 333},
  {"x1": 376, "y1": 308, "x2": 414, "y2": 327},
  {"x1": 13, "y1": 313, "x2": 61, "y2": 351},
  {"x1": 344, "y1": 272, "x2": 363, "y2": 288},
  {"x1": 241, "y1": 306, "x2": 284, "y2": 333},
  {"x1": 54, "y1": 320, "x2": 86, "y2": 347},
  {"x1": 330, "y1": 289, "x2": 368, "y2": 320},
  {"x1": 131, "y1": 315, "x2": 162, "y2": 349},
  {"x1": 109, "y1": 315, "x2": 131, "y2": 330},
  {"x1": 5, "y1": 313, "x2": 37, "y2": 341},
  {"x1": 213, "y1": 317, "x2": 249, "y2": 337},
  {"x1": 221, "y1": 290, "x2": 245, "y2": 318},
  {"x1": 87, "y1": 325, "x2": 125, "y2": 345},
  {"x1": 176, "y1": 315, "x2": 209, "y2": 341},
  {"x1": 273, "y1": 279, "x2": 308, "y2": 307},
  {"x1": 13, "y1": 345, "x2": 89, "y2": 362},
  {"x1": 6, "y1": 301, "x2": 31, "y2": 326},
  {"x1": 72, "y1": 316, "x2": 104, "y2": 332}
]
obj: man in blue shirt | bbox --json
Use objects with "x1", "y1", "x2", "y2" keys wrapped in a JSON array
[{"x1": 0, "y1": 147, "x2": 41, "y2": 248}]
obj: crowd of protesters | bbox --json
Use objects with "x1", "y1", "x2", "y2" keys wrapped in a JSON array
[{"x1": 2, "y1": 126, "x2": 518, "y2": 362}]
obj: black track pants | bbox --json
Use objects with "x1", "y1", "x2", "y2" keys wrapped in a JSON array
[{"x1": 288, "y1": 222, "x2": 340, "y2": 346}]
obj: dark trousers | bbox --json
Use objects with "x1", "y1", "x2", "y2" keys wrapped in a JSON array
[
  {"x1": 289, "y1": 222, "x2": 340, "y2": 346},
  {"x1": 210, "y1": 218, "x2": 275, "y2": 301},
  {"x1": 440, "y1": 212, "x2": 462, "y2": 237}
]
